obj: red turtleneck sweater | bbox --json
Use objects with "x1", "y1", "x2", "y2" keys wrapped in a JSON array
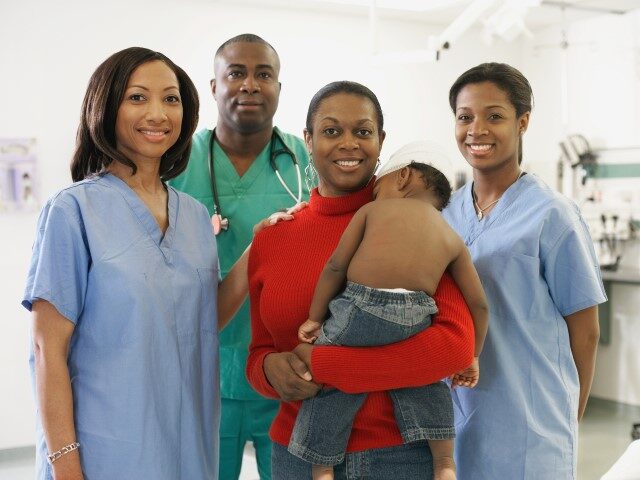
[{"x1": 247, "y1": 181, "x2": 474, "y2": 452}]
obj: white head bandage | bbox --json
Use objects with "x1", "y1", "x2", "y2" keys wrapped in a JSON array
[{"x1": 376, "y1": 141, "x2": 454, "y2": 184}]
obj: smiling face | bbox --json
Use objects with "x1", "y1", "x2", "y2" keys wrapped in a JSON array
[
  {"x1": 305, "y1": 93, "x2": 385, "y2": 198},
  {"x1": 115, "y1": 60, "x2": 182, "y2": 167},
  {"x1": 212, "y1": 42, "x2": 280, "y2": 134},
  {"x1": 454, "y1": 81, "x2": 529, "y2": 174}
]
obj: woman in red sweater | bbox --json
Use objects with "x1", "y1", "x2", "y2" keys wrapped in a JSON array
[{"x1": 247, "y1": 81, "x2": 475, "y2": 479}]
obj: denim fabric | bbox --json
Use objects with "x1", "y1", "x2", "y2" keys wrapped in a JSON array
[
  {"x1": 273, "y1": 440, "x2": 433, "y2": 479},
  {"x1": 289, "y1": 282, "x2": 454, "y2": 465},
  {"x1": 316, "y1": 282, "x2": 436, "y2": 346}
]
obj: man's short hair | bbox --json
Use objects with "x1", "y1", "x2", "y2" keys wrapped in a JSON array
[{"x1": 214, "y1": 34, "x2": 279, "y2": 63}]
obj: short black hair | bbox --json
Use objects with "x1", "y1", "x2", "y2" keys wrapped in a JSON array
[
  {"x1": 306, "y1": 81, "x2": 384, "y2": 136},
  {"x1": 70, "y1": 47, "x2": 199, "y2": 182},
  {"x1": 407, "y1": 161, "x2": 452, "y2": 211},
  {"x1": 214, "y1": 33, "x2": 279, "y2": 69}
]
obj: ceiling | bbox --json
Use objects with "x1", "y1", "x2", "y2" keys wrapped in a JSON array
[{"x1": 222, "y1": 0, "x2": 640, "y2": 30}]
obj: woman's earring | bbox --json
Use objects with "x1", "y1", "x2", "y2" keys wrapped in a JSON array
[{"x1": 305, "y1": 153, "x2": 318, "y2": 192}]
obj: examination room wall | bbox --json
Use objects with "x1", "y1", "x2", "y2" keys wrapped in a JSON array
[
  {"x1": 2, "y1": 0, "x2": 639, "y2": 452},
  {"x1": 0, "y1": 0, "x2": 523, "y2": 450},
  {"x1": 522, "y1": 11, "x2": 640, "y2": 407}
]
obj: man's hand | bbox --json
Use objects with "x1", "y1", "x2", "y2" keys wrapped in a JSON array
[
  {"x1": 253, "y1": 202, "x2": 309, "y2": 234},
  {"x1": 298, "y1": 319, "x2": 322, "y2": 344},
  {"x1": 285, "y1": 201, "x2": 308, "y2": 215},
  {"x1": 263, "y1": 350, "x2": 320, "y2": 402},
  {"x1": 451, "y1": 356, "x2": 480, "y2": 388}
]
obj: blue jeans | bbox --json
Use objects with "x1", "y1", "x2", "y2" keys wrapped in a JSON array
[
  {"x1": 289, "y1": 282, "x2": 454, "y2": 466},
  {"x1": 273, "y1": 440, "x2": 433, "y2": 479}
]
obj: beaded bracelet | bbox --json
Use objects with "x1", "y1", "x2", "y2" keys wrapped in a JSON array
[{"x1": 47, "y1": 442, "x2": 80, "y2": 464}]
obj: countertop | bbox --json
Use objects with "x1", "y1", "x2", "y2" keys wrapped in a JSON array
[{"x1": 601, "y1": 266, "x2": 640, "y2": 284}]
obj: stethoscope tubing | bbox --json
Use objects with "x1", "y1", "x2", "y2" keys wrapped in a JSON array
[{"x1": 207, "y1": 128, "x2": 303, "y2": 219}]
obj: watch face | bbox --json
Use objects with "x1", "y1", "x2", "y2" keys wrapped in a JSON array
[{"x1": 211, "y1": 214, "x2": 229, "y2": 235}]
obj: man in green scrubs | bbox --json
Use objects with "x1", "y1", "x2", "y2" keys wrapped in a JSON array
[{"x1": 169, "y1": 34, "x2": 309, "y2": 480}]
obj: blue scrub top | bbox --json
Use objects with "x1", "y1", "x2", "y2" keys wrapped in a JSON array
[
  {"x1": 22, "y1": 173, "x2": 220, "y2": 480},
  {"x1": 443, "y1": 173, "x2": 606, "y2": 480}
]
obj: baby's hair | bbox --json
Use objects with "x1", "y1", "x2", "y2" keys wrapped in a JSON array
[{"x1": 407, "y1": 162, "x2": 452, "y2": 211}]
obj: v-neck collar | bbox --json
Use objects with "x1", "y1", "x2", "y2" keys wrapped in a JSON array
[
  {"x1": 100, "y1": 173, "x2": 177, "y2": 252},
  {"x1": 461, "y1": 173, "x2": 531, "y2": 245},
  {"x1": 213, "y1": 135, "x2": 271, "y2": 191}
]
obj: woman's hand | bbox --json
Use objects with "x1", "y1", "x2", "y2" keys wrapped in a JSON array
[
  {"x1": 263, "y1": 349, "x2": 320, "y2": 401},
  {"x1": 253, "y1": 202, "x2": 309, "y2": 234}
]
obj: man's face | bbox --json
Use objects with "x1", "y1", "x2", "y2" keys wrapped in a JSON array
[{"x1": 212, "y1": 42, "x2": 281, "y2": 134}]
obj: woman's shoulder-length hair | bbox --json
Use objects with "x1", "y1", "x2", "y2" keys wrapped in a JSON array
[{"x1": 71, "y1": 46, "x2": 199, "y2": 182}]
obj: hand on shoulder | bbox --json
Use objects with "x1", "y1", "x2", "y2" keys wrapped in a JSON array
[{"x1": 253, "y1": 202, "x2": 309, "y2": 234}]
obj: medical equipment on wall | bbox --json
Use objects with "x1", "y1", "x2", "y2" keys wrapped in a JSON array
[
  {"x1": 558, "y1": 137, "x2": 640, "y2": 271},
  {"x1": 558, "y1": 134, "x2": 598, "y2": 197},
  {"x1": 207, "y1": 128, "x2": 302, "y2": 235}
]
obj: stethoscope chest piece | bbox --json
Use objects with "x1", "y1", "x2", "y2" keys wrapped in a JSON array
[
  {"x1": 208, "y1": 128, "x2": 301, "y2": 236},
  {"x1": 211, "y1": 213, "x2": 229, "y2": 236}
]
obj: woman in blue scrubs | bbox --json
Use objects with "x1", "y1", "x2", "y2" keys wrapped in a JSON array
[
  {"x1": 22, "y1": 48, "x2": 250, "y2": 480},
  {"x1": 443, "y1": 63, "x2": 606, "y2": 479}
]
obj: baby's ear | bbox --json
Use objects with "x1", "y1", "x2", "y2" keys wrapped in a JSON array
[{"x1": 396, "y1": 166, "x2": 412, "y2": 189}]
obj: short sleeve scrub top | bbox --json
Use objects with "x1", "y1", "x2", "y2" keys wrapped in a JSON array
[
  {"x1": 443, "y1": 173, "x2": 606, "y2": 480},
  {"x1": 22, "y1": 173, "x2": 220, "y2": 480}
]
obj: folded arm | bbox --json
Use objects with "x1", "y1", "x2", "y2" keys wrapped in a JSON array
[
  {"x1": 310, "y1": 274, "x2": 475, "y2": 394},
  {"x1": 246, "y1": 239, "x2": 320, "y2": 401}
]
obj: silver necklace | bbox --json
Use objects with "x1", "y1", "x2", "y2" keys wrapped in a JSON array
[{"x1": 473, "y1": 171, "x2": 525, "y2": 220}]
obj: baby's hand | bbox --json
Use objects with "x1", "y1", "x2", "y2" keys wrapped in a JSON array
[
  {"x1": 451, "y1": 357, "x2": 480, "y2": 388},
  {"x1": 298, "y1": 319, "x2": 322, "y2": 344}
]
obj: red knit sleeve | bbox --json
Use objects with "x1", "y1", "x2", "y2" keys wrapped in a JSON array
[
  {"x1": 246, "y1": 234, "x2": 280, "y2": 399},
  {"x1": 310, "y1": 273, "x2": 474, "y2": 394}
]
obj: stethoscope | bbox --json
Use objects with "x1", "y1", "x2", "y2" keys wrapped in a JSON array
[{"x1": 207, "y1": 128, "x2": 302, "y2": 235}]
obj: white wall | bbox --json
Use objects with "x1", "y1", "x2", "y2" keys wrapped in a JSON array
[
  {"x1": 521, "y1": 10, "x2": 640, "y2": 406},
  {"x1": 1, "y1": 0, "x2": 639, "y2": 449},
  {"x1": 521, "y1": 10, "x2": 640, "y2": 187},
  {"x1": 0, "y1": 0, "x2": 522, "y2": 450}
]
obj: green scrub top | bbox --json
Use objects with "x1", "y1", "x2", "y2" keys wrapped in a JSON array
[{"x1": 169, "y1": 127, "x2": 310, "y2": 400}]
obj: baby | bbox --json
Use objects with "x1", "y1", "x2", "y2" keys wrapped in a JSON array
[{"x1": 289, "y1": 142, "x2": 489, "y2": 480}]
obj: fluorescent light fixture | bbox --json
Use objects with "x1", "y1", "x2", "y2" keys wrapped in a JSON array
[
  {"x1": 482, "y1": 0, "x2": 539, "y2": 43},
  {"x1": 367, "y1": 0, "x2": 540, "y2": 64},
  {"x1": 428, "y1": 0, "x2": 499, "y2": 51}
]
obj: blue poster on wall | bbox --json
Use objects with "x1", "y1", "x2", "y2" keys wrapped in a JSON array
[{"x1": 0, "y1": 138, "x2": 38, "y2": 213}]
